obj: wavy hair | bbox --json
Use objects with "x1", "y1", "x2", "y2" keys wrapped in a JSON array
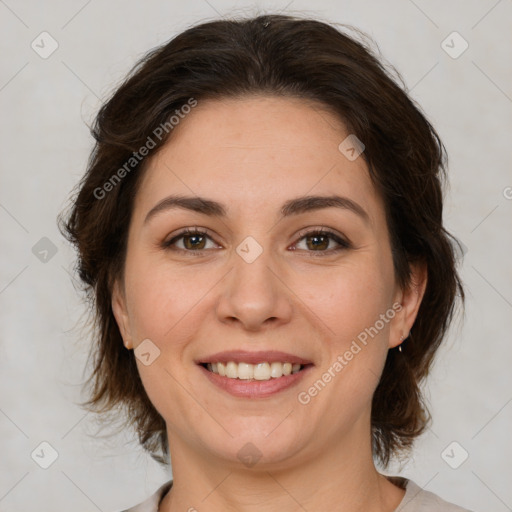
[{"x1": 59, "y1": 13, "x2": 465, "y2": 468}]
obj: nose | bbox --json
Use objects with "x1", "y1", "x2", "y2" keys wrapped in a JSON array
[{"x1": 215, "y1": 243, "x2": 293, "y2": 332}]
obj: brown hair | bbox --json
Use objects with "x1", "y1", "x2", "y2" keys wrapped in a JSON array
[{"x1": 58, "y1": 13, "x2": 465, "y2": 468}]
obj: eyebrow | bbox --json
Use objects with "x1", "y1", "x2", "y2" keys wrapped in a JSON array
[{"x1": 144, "y1": 194, "x2": 370, "y2": 225}]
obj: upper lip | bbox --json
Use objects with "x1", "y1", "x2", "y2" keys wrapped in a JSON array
[{"x1": 196, "y1": 350, "x2": 313, "y2": 365}]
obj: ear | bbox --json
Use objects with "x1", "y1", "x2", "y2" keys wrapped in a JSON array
[
  {"x1": 389, "y1": 262, "x2": 428, "y2": 349},
  {"x1": 111, "y1": 279, "x2": 134, "y2": 349}
]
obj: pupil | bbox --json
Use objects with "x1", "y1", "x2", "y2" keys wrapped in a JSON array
[
  {"x1": 185, "y1": 234, "x2": 205, "y2": 250},
  {"x1": 308, "y1": 235, "x2": 327, "y2": 250}
]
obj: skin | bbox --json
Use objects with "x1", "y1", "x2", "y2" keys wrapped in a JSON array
[{"x1": 112, "y1": 95, "x2": 427, "y2": 512}]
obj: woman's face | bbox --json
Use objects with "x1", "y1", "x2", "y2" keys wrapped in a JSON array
[{"x1": 112, "y1": 95, "x2": 423, "y2": 469}]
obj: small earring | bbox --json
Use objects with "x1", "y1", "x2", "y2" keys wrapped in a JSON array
[{"x1": 398, "y1": 332, "x2": 409, "y2": 352}]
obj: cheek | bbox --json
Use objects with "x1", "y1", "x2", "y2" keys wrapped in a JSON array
[
  {"x1": 123, "y1": 254, "x2": 210, "y2": 342},
  {"x1": 295, "y1": 256, "x2": 395, "y2": 341},
  {"x1": 122, "y1": 257, "x2": 208, "y2": 423},
  {"x1": 124, "y1": 244, "x2": 395, "y2": 346},
  {"x1": 295, "y1": 264, "x2": 394, "y2": 420}
]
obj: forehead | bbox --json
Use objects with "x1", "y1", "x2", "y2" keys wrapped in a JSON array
[{"x1": 133, "y1": 95, "x2": 383, "y2": 224}]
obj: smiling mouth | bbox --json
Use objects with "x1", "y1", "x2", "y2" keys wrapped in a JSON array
[{"x1": 199, "y1": 361, "x2": 313, "y2": 381}]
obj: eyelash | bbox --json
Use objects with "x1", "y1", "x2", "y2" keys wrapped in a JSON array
[{"x1": 162, "y1": 227, "x2": 351, "y2": 257}]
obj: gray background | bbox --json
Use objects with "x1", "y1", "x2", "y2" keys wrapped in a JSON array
[{"x1": 1, "y1": 0, "x2": 511, "y2": 511}]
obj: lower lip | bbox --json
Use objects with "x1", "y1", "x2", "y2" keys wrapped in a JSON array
[{"x1": 198, "y1": 364, "x2": 313, "y2": 398}]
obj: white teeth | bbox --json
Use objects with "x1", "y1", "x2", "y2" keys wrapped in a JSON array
[
  {"x1": 270, "y1": 362, "x2": 283, "y2": 378},
  {"x1": 226, "y1": 361, "x2": 238, "y2": 378},
  {"x1": 253, "y1": 362, "x2": 270, "y2": 380},
  {"x1": 204, "y1": 361, "x2": 305, "y2": 380},
  {"x1": 238, "y1": 362, "x2": 254, "y2": 380}
]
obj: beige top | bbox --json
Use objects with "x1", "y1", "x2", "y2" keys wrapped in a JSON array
[{"x1": 120, "y1": 476, "x2": 474, "y2": 511}]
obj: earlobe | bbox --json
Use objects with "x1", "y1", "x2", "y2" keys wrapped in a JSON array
[
  {"x1": 389, "y1": 262, "x2": 428, "y2": 349},
  {"x1": 111, "y1": 279, "x2": 133, "y2": 349}
]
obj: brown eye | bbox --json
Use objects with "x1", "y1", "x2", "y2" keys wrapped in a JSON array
[
  {"x1": 162, "y1": 227, "x2": 350, "y2": 256},
  {"x1": 163, "y1": 229, "x2": 217, "y2": 252},
  {"x1": 293, "y1": 229, "x2": 350, "y2": 254},
  {"x1": 181, "y1": 233, "x2": 207, "y2": 250}
]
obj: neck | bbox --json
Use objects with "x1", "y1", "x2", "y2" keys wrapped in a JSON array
[{"x1": 159, "y1": 422, "x2": 405, "y2": 512}]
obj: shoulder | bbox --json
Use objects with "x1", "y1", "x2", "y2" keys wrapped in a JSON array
[
  {"x1": 117, "y1": 480, "x2": 173, "y2": 512},
  {"x1": 116, "y1": 477, "x2": 475, "y2": 512},
  {"x1": 392, "y1": 476, "x2": 475, "y2": 512}
]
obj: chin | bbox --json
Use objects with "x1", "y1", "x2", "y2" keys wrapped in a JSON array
[{"x1": 204, "y1": 419, "x2": 309, "y2": 469}]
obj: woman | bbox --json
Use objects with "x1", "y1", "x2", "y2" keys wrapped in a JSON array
[{"x1": 59, "y1": 13, "x2": 473, "y2": 512}]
